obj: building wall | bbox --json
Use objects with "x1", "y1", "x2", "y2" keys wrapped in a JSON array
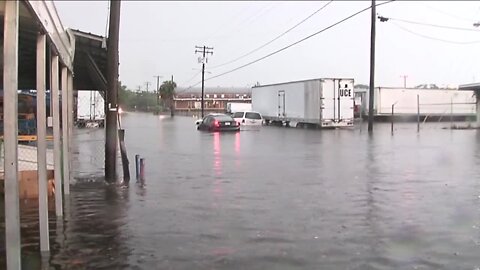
[{"x1": 174, "y1": 90, "x2": 251, "y2": 112}]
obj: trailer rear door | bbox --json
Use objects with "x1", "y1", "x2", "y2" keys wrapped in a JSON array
[
  {"x1": 321, "y1": 79, "x2": 354, "y2": 125},
  {"x1": 338, "y1": 79, "x2": 354, "y2": 121},
  {"x1": 321, "y1": 79, "x2": 336, "y2": 121}
]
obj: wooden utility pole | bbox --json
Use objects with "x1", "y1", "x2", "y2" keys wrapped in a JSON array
[
  {"x1": 154, "y1": 75, "x2": 162, "y2": 104},
  {"x1": 400, "y1": 75, "x2": 408, "y2": 88},
  {"x1": 105, "y1": 0, "x2": 121, "y2": 182},
  {"x1": 195, "y1": 46, "x2": 213, "y2": 117},
  {"x1": 367, "y1": 0, "x2": 376, "y2": 133},
  {"x1": 145, "y1": 81, "x2": 151, "y2": 92}
]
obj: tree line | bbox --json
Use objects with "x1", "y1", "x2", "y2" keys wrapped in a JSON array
[{"x1": 118, "y1": 80, "x2": 176, "y2": 115}]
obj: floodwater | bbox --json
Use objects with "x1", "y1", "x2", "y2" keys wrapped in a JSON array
[{"x1": 1, "y1": 112, "x2": 480, "y2": 269}]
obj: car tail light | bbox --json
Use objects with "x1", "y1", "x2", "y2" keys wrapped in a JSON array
[
  {"x1": 236, "y1": 121, "x2": 240, "y2": 126},
  {"x1": 214, "y1": 120, "x2": 220, "y2": 127}
]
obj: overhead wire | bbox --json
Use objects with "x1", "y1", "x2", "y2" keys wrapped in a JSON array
[
  {"x1": 175, "y1": 70, "x2": 203, "y2": 94},
  {"x1": 381, "y1": 16, "x2": 480, "y2": 32},
  {"x1": 423, "y1": 4, "x2": 478, "y2": 22},
  {"x1": 391, "y1": 22, "x2": 480, "y2": 44},
  {"x1": 199, "y1": 0, "x2": 396, "y2": 85},
  {"x1": 210, "y1": 0, "x2": 334, "y2": 69}
]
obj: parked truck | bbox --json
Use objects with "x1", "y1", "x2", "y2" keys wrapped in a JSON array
[
  {"x1": 76, "y1": 90, "x2": 105, "y2": 128},
  {"x1": 252, "y1": 78, "x2": 355, "y2": 128}
]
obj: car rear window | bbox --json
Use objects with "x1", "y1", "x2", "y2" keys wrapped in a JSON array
[
  {"x1": 232, "y1": 112, "x2": 244, "y2": 118},
  {"x1": 245, "y1": 112, "x2": 261, "y2": 119},
  {"x1": 214, "y1": 115, "x2": 234, "y2": 121}
]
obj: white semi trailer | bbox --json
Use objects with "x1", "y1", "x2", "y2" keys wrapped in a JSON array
[{"x1": 252, "y1": 78, "x2": 355, "y2": 128}]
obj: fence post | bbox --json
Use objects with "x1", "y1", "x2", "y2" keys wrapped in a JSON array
[
  {"x1": 417, "y1": 94, "x2": 420, "y2": 132},
  {"x1": 450, "y1": 97, "x2": 453, "y2": 128},
  {"x1": 391, "y1": 103, "x2": 394, "y2": 134},
  {"x1": 135, "y1": 154, "x2": 140, "y2": 179},
  {"x1": 140, "y1": 158, "x2": 145, "y2": 181}
]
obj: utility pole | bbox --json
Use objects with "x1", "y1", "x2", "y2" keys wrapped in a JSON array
[
  {"x1": 154, "y1": 75, "x2": 162, "y2": 104},
  {"x1": 171, "y1": 75, "x2": 175, "y2": 116},
  {"x1": 145, "y1": 81, "x2": 151, "y2": 92},
  {"x1": 400, "y1": 75, "x2": 408, "y2": 88},
  {"x1": 195, "y1": 45, "x2": 213, "y2": 117},
  {"x1": 105, "y1": 0, "x2": 121, "y2": 182},
  {"x1": 367, "y1": 0, "x2": 376, "y2": 133}
]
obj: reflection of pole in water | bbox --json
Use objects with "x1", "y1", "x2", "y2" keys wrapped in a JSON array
[{"x1": 365, "y1": 136, "x2": 384, "y2": 258}]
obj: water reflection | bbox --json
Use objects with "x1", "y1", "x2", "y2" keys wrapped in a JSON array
[
  {"x1": 234, "y1": 131, "x2": 241, "y2": 168},
  {"x1": 213, "y1": 132, "x2": 222, "y2": 177},
  {"x1": 2, "y1": 115, "x2": 480, "y2": 269},
  {"x1": 212, "y1": 132, "x2": 223, "y2": 201}
]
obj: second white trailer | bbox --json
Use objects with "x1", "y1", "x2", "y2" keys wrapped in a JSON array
[
  {"x1": 252, "y1": 78, "x2": 354, "y2": 128},
  {"x1": 358, "y1": 87, "x2": 476, "y2": 117}
]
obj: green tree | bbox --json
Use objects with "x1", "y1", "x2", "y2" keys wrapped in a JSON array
[
  {"x1": 118, "y1": 81, "x2": 137, "y2": 110},
  {"x1": 159, "y1": 80, "x2": 176, "y2": 116}
]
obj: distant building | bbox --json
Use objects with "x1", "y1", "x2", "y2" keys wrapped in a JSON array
[{"x1": 173, "y1": 87, "x2": 251, "y2": 113}]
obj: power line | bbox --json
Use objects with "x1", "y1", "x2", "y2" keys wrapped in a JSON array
[
  {"x1": 210, "y1": 0, "x2": 334, "y2": 69},
  {"x1": 200, "y1": 0, "x2": 395, "y2": 84},
  {"x1": 216, "y1": 3, "x2": 276, "y2": 40},
  {"x1": 180, "y1": 70, "x2": 202, "y2": 87},
  {"x1": 423, "y1": 4, "x2": 477, "y2": 22},
  {"x1": 378, "y1": 15, "x2": 480, "y2": 32},
  {"x1": 206, "y1": 4, "x2": 257, "y2": 41},
  {"x1": 391, "y1": 22, "x2": 480, "y2": 44}
]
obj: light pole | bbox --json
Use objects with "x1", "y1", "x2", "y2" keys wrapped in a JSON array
[{"x1": 154, "y1": 75, "x2": 163, "y2": 104}]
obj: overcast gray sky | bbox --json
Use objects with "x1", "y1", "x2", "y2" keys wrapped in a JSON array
[{"x1": 55, "y1": 1, "x2": 480, "y2": 91}]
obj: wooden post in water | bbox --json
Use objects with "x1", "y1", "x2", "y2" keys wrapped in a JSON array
[
  {"x1": 391, "y1": 104, "x2": 394, "y2": 134},
  {"x1": 450, "y1": 97, "x2": 453, "y2": 128},
  {"x1": 417, "y1": 94, "x2": 420, "y2": 132}
]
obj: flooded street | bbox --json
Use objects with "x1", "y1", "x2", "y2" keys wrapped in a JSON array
[{"x1": 2, "y1": 112, "x2": 480, "y2": 269}]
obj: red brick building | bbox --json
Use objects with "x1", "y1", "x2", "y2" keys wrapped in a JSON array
[{"x1": 174, "y1": 87, "x2": 251, "y2": 114}]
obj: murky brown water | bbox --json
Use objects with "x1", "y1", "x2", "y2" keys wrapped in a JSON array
[{"x1": 1, "y1": 112, "x2": 480, "y2": 269}]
